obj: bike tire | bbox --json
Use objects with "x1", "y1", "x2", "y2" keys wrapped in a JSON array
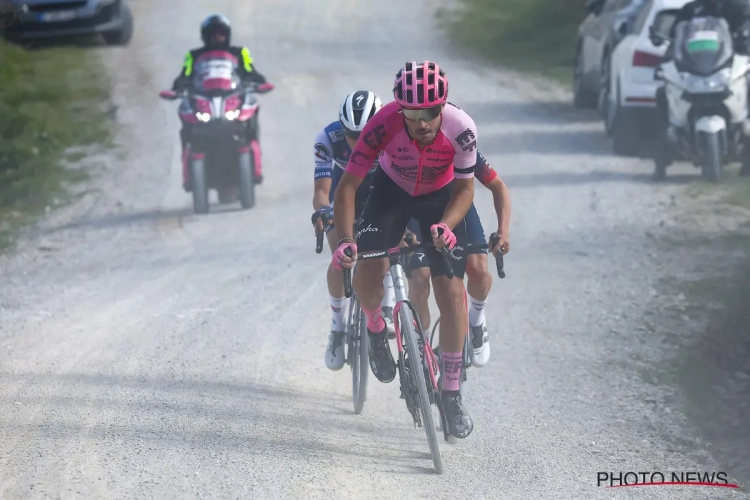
[
  {"x1": 350, "y1": 295, "x2": 368, "y2": 414},
  {"x1": 189, "y1": 157, "x2": 209, "y2": 214},
  {"x1": 400, "y1": 303, "x2": 443, "y2": 474}
]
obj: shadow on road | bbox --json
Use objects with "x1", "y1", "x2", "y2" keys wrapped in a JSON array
[
  {"x1": 41, "y1": 203, "x2": 251, "y2": 235},
  {"x1": 0, "y1": 371, "x2": 435, "y2": 473},
  {"x1": 500, "y1": 170, "x2": 699, "y2": 188},
  {"x1": 647, "y1": 230, "x2": 750, "y2": 487},
  {"x1": 464, "y1": 100, "x2": 601, "y2": 126}
]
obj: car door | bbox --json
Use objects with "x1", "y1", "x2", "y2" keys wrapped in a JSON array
[{"x1": 583, "y1": 0, "x2": 621, "y2": 82}]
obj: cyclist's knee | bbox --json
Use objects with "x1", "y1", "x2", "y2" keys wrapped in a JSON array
[
  {"x1": 354, "y1": 259, "x2": 388, "y2": 284},
  {"x1": 409, "y1": 268, "x2": 431, "y2": 301},
  {"x1": 431, "y1": 276, "x2": 465, "y2": 308},
  {"x1": 466, "y1": 254, "x2": 489, "y2": 280}
]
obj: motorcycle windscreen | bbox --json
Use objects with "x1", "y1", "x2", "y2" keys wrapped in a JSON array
[
  {"x1": 674, "y1": 17, "x2": 733, "y2": 75},
  {"x1": 191, "y1": 51, "x2": 241, "y2": 92}
]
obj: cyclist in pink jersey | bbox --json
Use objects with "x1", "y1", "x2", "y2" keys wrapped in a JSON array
[{"x1": 333, "y1": 61, "x2": 479, "y2": 439}]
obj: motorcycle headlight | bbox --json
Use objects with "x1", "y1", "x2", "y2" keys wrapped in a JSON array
[
  {"x1": 196, "y1": 112, "x2": 210, "y2": 122},
  {"x1": 225, "y1": 109, "x2": 240, "y2": 120},
  {"x1": 683, "y1": 68, "x2": 731, "y2": 93}
]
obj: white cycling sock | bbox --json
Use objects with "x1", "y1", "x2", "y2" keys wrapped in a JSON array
[
  {"x1": 382, "y1": 272, "x2": 396, "y2": 308},
  {"x1": 330, "y1": 295, "x2": 349, "y2": 332},
  {"x1": 468, "y1": 294, "x2": 486, "y2": 327}
]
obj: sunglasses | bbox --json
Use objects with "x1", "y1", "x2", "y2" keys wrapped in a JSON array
[{"x1": 400, "y1": 105, "x2": 442, "y2": 122}]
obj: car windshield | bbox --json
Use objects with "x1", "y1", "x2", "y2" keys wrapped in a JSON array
[
  {"x1": 191, "y1": 51, "x2": 241, "y2": 94},
  {"x1": 673, "y1": 16, "x2": 733, "y2": 75}
]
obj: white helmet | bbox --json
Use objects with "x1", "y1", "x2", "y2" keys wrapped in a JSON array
[{"x1": 339, "y1": 90, "x2": 383, "y2": 133}]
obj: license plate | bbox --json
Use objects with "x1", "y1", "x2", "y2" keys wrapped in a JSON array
[{"x1": 39, "y1": 10, "x2": 76, "y2": 22}]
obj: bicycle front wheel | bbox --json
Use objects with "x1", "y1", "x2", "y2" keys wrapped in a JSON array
[
  {"x1": 350, "y1": 295, "x2": 368, "y2": 414},
  {"x1": 400, "y1": 303, "x2": 443, "y2": 474}
]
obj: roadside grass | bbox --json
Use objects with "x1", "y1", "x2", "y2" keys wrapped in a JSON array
[
  {"x1": 0, "y1": 39, "x2": 114, "y2": 249},
  {"x1": 438, "y1": 0, "x2": 586, "y2": 86}
]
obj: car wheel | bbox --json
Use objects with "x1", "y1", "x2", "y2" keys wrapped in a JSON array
[
  {"x1": 610, "y1": 81, "x2": 639, "y2": 156},
  {"x1": 597, "y1": 51, "x2": 611, "y2": 119},
  {"x1": 103, "y1": 2, "x2": 133, "y2": 46},
  {"x1": 573, "y1": 44, "x2": 597, "y2": 109}
]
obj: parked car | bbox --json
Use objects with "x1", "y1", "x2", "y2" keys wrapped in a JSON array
[
  {"x1": 573, "y1": 0, "x2": 648, "y2": 109},
  {"x1": 2, "y1": 0, "x2": 133, "y2": 46},
  {"x1": 603, "y1": 0, "x2": 687, "y2": 155}
]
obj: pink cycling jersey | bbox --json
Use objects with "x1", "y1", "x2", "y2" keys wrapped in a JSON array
[{"x1": 344, "y1": 101, "x2": 478, "y2": 196}]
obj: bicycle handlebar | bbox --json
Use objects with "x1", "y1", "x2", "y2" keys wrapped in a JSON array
[
  {"x1": 343, "y1": 247, "x2": 354, "y2": 298},
  {"x1": 338, "y1": 231, "x2": 507, "y2": 298},
  {"x1": 312, "y1": 210, "x2": 334, "y2": 254}
]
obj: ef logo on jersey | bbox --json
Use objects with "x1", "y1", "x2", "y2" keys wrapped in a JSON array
[{"x1": 455, "y1": 128, "x2": 476, "y2": 152}]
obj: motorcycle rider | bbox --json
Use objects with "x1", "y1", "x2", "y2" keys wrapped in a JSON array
[
  {"x1": 171, "y1": 14, "x2": 270, "y2": 189},
  {"x1": 654, "y1": 0, "x2": 750, "y2": 178},
  {"x1": 311, "y1": 90, "x2": 399, "y2": 371}
]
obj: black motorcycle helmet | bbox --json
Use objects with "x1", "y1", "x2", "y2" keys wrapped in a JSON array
[{"x1": 201, "y1": 14, "x2": 231, "y2": 48}]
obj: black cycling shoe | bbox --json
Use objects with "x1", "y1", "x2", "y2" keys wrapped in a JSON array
[
  {"x1": 440, "y1": 390, "x2": 474, "y2": 439},
  {"x1": 368, "y1": 325, "x2": 396, "y2": 383}
]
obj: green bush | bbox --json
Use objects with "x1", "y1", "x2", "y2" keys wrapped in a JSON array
[
  {"x1": 441, "y1": 0, "x2": 588, "y2": 82},
  {"x1": 0, "y1": 40, "x2": 112, "y2": 241}
]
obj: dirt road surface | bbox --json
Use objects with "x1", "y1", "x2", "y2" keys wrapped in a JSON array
[{"x1": 1, "y1": 1, "x2": 748, "y2": 498}]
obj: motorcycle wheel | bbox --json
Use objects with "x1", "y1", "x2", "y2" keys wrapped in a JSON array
[
  {"x1": 189, "y1": 157, "x2": 209, "y2": 214},
  {"x1": 700, "y1": 131, "x2": 722, "y2": 183},
  {"x1": 238, "y1": 151, "x2": 256, "y2": 209}
]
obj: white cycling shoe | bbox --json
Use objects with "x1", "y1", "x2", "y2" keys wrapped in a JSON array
[
  {"x1": 325, "y1": 330, "x2": 346, "y2": 370},
  {"x1": 469, "y1": 324, "x2": 490, "y2": 368}
]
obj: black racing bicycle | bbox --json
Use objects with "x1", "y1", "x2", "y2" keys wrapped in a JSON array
[{"x1": 341, "y1": 230, "x2": 506, "y2": 474}]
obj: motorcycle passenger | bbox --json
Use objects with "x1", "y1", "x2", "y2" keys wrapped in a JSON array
[
  {"x1": 404, "y1": 147, "x2": 511, "y2": 369},
  {"x1": 333, "y1": 61, "x2": 480, "y2": 439},
  {"x1": 171, "y1": 14, "x2": 269, "y2": 189},
  {"x1": 310, "y1": 90, "x2": 399, "y2": 371},
  {"x1": 654, "y1": 0, "x2": 750, "y2": 178}
]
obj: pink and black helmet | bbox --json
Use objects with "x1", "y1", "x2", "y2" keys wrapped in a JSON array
[{"x1": 392, "y1": 61, "x2": 449, "y2": 109}]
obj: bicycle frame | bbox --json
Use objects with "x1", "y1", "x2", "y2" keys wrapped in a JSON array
[{"x1": 387, "y1": 247, "x2": 441, "y2": 392}]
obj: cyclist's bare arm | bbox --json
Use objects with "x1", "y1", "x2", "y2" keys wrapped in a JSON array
[
  {"x1": 438, "y1": 177, "x2": 474, "y2": 230},
  {"x1": 313, "y1": 129, "x2": 335, "y2": 211},
  {"x1": 481, "y1": 176, "x2": 511, "y2": 250},
  {"x1": 332, "y1": 171, "x2": 365, "y2": 242},
  {"x1": 313, "y1": 178, "x2": 331, "y2": 211}
]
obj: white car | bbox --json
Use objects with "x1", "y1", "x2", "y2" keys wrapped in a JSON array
[{"x1": 603, "y1": 0, "x2": 688, "y2": 155}]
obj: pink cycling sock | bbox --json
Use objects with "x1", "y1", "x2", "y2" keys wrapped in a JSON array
[
  {"x1": 362, "y1": 306, "x2": 386, "y2": 333},
  {"x1": 442, "y1": 351, "x2": 463, "y2": 392}
]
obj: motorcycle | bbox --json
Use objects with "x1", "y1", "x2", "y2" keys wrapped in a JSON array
[
  {"x1": 651, "y1": 15, "x2": 750, "y2": 182},
  {"x1": 159, "y1": 51, "x2": 274, "y2": 213}
]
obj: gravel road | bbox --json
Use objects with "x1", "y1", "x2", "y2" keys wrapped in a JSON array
[{"x1": 1, "y1": 0, "x2": 748, "y2": 498}]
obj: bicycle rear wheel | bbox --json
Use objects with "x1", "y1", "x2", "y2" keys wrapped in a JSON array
[
  {"x1": 349, "y1": 295, "x2": 368, "y2": 414},
  {"x1": 400, "y1": 303, "x2": 443, "y2": 474}
]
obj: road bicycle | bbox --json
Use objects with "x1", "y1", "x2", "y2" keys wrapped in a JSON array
[
  {"x1": 341, "y1": 231, "x2": 506, "y2": 474},
  {"x1": 315, "y1": 214, "x2": 369, "y2": 414}
]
